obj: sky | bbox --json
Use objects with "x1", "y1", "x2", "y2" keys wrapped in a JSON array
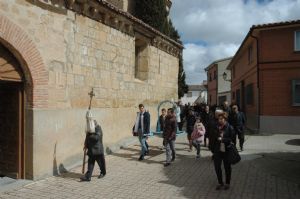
[{"x1": 170, "y1": 0, "x2": 300, "y2": 85}]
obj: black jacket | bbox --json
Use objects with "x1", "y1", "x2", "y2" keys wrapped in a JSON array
[
  {"x1": 209, "y1": 122, "x2": 235, "y2": 154},
  {"x1": 159, "y1": 115, "x2": 166, "y2": 132},
  {"x1": 133, "y1": 111, "x2": 151, "y2": 136},
  {"x1": 85, "y1": 124, "x2": 104, "y2": 156},
  {"x1": 232, "y1": 111, "x2": 246, "y2": 129},
  {"x1": 186, "y1": 114, "x2": 196, "y2": 134}
]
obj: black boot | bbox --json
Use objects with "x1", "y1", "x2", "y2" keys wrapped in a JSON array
[
  {"x1": 138, "y1": 155, "x2": 144, "y2": 161},
  {"x1": 80, "y1": 176, "x2": 91, "y2": 182},
  {"x1": 98, "y1": 173, "x2": 106, "y2": 179}
]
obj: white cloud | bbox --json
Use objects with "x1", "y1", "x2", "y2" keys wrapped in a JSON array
[
  {"x1": 183, "y1": 43, "x2": 238, "y2": 84},
  {"x1": 170, "y1": 0, "x2": 300, "y2": 84}
]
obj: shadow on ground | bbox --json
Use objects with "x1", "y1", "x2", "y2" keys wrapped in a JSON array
[{"x1": 158, "y1": 150, "x2": 300, "y2": 199}]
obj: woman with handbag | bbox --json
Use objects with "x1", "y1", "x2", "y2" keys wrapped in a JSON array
[
  {"x1": 191, "y1": 118, "x2": 206, "y2": 159},
  {"x1": 210, "y1": 111, "x2": 235, "y2": 190}
]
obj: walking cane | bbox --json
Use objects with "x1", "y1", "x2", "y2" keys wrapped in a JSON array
[{"x1": 82, "y1": 88, "x2": 95, "y2": 174}]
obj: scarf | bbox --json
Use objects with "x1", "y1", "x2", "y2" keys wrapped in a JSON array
[{"x1": 134, "y1": 112, "x2": 144, "y2": 133}]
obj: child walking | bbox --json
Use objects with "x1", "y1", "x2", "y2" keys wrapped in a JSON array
[{"x1": 191, "y1": 118, "x2": 206, "y2": 158}]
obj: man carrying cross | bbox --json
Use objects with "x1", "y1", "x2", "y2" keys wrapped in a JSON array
[{"x1": 80, "y1": 88, "x2": 106, "y2": 182}]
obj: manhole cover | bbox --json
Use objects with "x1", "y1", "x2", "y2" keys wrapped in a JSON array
[{"x1": 285, "y1": 139, "x2": 300, "y2": 146}]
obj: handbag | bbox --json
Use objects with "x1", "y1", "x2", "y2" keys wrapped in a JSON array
[{"x1": 226, "y1": 143, "x2": 241, "y2": 165}]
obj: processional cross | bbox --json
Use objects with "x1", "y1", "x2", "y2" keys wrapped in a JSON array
[
  {"x1": 88, "y1": 88, "x2": 95, "y2": 110},
  {"x1": 82, "y1": 88, "x2": 95, "y2": 174}
]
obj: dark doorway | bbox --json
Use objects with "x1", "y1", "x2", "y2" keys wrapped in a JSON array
[{"x1": 0, "y1": 43, "x2": 25, "y2": 179}]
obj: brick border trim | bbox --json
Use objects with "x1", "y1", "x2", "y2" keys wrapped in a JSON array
[{"x1": 0, "y1": 14, "x2": 48, "y2": 108}]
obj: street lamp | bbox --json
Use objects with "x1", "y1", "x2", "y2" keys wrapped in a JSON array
[{"x1": 223, "y1": 72, "x2": 231, "y2": 82}]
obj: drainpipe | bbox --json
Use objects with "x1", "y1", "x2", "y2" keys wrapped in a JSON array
[{"x1": 250, "y1": 31, "x2": 260, "y2": 133}]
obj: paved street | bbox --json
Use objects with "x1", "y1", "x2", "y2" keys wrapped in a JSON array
[{"x1": 0, "y1": 134, "x2": 300, "y2": 199}]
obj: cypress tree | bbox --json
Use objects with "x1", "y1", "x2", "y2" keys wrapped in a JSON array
[{"x1": 134, "y1": 0, "x2": 188, "y2": 98}]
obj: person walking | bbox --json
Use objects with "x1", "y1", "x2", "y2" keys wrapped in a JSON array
[
  {"x1": 222, "y1": 101, "x2": 232, "y2": 124},
  {"x1": 191, "y1": 118, "x2": 206, "y2": 159},
  {"x1": 159, "y1": 108, "x2": 167, "y2": 150},
  {"x1": 133, "y1": 104, "x2": 150, "y2": 161},
  {"x1": 163, "y1": 108, "x2": 177, "y2": 167},
  {"x1": 210, "y1": 112, "x2": 235, "y2": 190},
  {"x1": 231, "y1": 105, "x2": 246, "y2": 151},
  {"x1": 186, "y1": 109, "x2": 196, "y2": 151},
  {"x1": 202, "y1": 105, "x2": 212, "y2": 147},
  {"x1": 175, "y1": 102, "x2": 182, "y2": 131},
  {"x1": 80, "y1": 111, "x2": 106, "y2": 181}
]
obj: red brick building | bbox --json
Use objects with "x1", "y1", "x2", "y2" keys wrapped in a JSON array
[
  {"x1": 227, "y1": 20, "x2": 300, "y2": 134},
  {"x1": 205, "y1": 57, "x2": 232, "y2": 106},
  {"x1": 205, "y1": 63, "x2": 218, "y2": 106}
]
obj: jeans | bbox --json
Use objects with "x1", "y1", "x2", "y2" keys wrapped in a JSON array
[
  {"x1": 192, "y1": 140, "x2": 201, "y2": 155},
  {"x1": 213, "y1": 152, "x2": 231, "y2": 185},
  {"x1": 165, "y1": 139, "x2": 175, "y2": 163},
  {"x1": 138, "y1": 132, "x2": 148, "y2": 156},
  {"x1": 86, "y1": 154, "x2": 106, "y2": 179}
]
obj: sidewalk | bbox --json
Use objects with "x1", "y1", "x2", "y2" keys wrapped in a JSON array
[{"x1": 0, "y1": 134, "x2": 299, "y2": 199}]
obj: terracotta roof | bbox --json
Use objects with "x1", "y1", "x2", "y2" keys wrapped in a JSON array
[
  {"x1": 98, "y1": 0, "x2": 183, "y2": 49},
  {"x1": 251, "y1": 19, "x2": 300, "y2": 29},
  {"x1": 227, "y1": 19, "x2": 300, "y2": 69}
]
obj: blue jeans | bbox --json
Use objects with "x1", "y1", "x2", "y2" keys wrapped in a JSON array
[
  {"x1": 165, "y1": 140, "x2": 175, "y2": 163},
  {"x1": 138, "y1": 130, "x2": 148, "y2": 156}
]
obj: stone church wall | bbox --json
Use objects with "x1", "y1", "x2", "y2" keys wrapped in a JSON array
[{"x1": 0, "y1": 0, "x2": 179, "y2": 179}]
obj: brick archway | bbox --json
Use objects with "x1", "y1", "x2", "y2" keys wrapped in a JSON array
[{"x1": 0, "y1": 14, "x2": 48, "y2": 108}]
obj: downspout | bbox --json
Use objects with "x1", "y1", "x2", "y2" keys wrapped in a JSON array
[{"x1": 250, "y1": 31, "x2": 260, "y2": 133}]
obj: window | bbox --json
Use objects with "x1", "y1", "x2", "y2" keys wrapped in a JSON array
[
  {"x1": 248, "y1": 46, "x2": 253, "y2": 64},
  {"x1": 187, "y1": 91, "x2": 193, "y2": 97},
  {"x1": 232, "y1": 91, "x2": 235, "y2": 100},
  {"x1": 246, "y1": 83, "x2": 254, "y2": 105},
  {"x1": 292, "y1": 80, "x2": 300, "y2": 106},
  {"x1": 213, "y1": 70, "x2": 217, "y2": 80},
  {"x1": 295, "y1": 31, "x2": 300, "y2": 51},
  {"x1": 135, "y1": 38, "x2": 149, "y2": 80},
  {"x1": 209, "y1": 73, "x2": 212, "y2": 82},
  {"x1": 232, "y1": 65, "x2": 235, "y2": 79}
]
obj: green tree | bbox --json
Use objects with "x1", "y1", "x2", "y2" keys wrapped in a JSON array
[
  {"x1": 134, "y1": 0, "x2": 188, "y2": 98},
  {"x1": 134, "y1": 0, "x2": 169, "y2": 33}
]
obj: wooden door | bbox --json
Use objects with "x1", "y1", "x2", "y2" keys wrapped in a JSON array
[
  {"x1": 0, "y1": 43, "x2": 24, "y2": 179},
  {"x1": 0, "y1": 82, "x2": 23, "y2": 178}
]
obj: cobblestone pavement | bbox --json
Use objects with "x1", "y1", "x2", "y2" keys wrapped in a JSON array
[{"x1": 0, "y1": 134, "x2": 299, "y2": 199}]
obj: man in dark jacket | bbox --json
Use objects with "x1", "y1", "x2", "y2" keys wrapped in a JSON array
[
  {"x1": 202, "y1": 105, "x2": 212, "y2": 147},
  {"x1": 133, "y1": 104, "x2": 151, "y2": 161},
  {"x1": 159, "y1": 108, "x2": 167, "y2": 132},
  {"x1": 186, "y1": 109, "x2": 196, "y2": 151},
  {"x1": 163, "y1": 108, "x2": 177, "y2": 167},
  {"x1": 231, "y1": 105, "x2": 246, "y2": 151},
  {"x1": 81, "y1": 120, "x2": 106, "y2": 181}
]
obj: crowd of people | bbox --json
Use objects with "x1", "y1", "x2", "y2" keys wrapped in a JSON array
[
  {"x1": 133, "y1": 101, "x2": 246, "y2": 190},
  {"x1": 79, "y1": 101, "x2": 246, "y2": 191}
]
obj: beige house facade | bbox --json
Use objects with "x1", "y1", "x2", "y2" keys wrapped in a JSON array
[{"x1": 0, "y1": 0, "x2": 181, "y2": 180}]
